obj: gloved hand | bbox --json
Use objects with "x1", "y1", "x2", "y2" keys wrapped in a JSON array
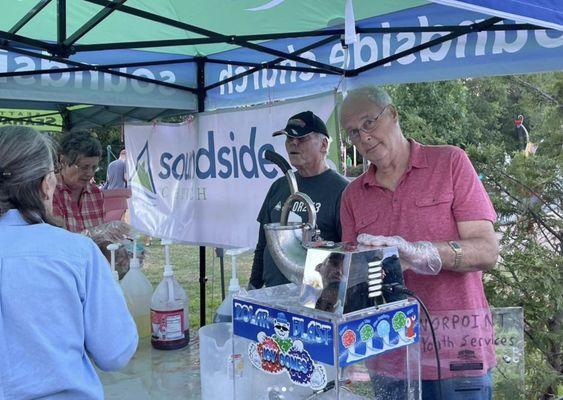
[
  {"x1": 83, "y1": 221, "x2": 131, "y2": 244},
  {"x1": 114, "y1": 245, "x2": 131, "y2": 279},
  {"x1": 99, "y1": 237, "x2": 144, "y2": 280},
  {"x1": 98, "y1": 240, "x2": 131, "y2": 280},
  {"x1": 357, "y1": 234, "x2": 442, "y2": 275}
]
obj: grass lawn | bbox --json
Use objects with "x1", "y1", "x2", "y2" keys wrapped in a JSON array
[{"x1": 141, "y1": 239, "x2": 254, "y2": 332}]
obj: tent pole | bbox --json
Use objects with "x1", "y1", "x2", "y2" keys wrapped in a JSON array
[
  {"x1": 57, "y1": 0, "x2": 66, "y2": 46},
  {"x1": 9, "y1": 0, "x2": 53, "y2": 35},
  {"x1": 59, "y1": 106, "x2": 71, "y2": 131},
  {"x1": 196, "y1": 57, "x2": 208, "y2": 327}
]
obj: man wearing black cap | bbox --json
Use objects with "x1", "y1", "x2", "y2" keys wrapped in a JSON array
[{"x1": 248, "y1": 111, "x2": 349, "y2": 288}]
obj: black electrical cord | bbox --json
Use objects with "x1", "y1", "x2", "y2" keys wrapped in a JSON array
[{"x1": 383, "y1": 283, "x2": 443, "y2": 400}]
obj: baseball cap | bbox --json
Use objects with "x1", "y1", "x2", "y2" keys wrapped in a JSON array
[{"x1": 273, "y1": 111, "x2": 329, "y2": 138}]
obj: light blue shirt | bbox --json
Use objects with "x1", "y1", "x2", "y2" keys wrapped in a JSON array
[{"x1": 0, "y1": 210, "x2": 138, "y2": 400}]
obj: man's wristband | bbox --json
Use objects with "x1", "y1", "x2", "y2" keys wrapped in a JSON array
[{"x1": 448, "y1": 241, "x2": 463, "y2": 270}]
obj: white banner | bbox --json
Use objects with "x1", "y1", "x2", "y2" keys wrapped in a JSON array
[{"x1": 125, "y1": 93, "x2": 337, "y2": 248}]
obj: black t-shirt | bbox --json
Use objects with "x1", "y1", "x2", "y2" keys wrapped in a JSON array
[{"x1": 249, "y1": 169, "x2": 349, "y2": 287}]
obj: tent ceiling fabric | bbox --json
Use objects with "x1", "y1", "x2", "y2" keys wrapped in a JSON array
[
  {"x1": 66, "y1": 105, "x2": 189, "y2": 130},
  {"x1": 3, "y1": 0, "x2": 425, "y2": 56},
  {"x1": 0, "y1": 0, "x2": 561, "y2": 128}
]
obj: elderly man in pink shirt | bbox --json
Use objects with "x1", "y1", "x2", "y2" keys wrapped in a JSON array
[{"x1": 340, "y1": 86, "x2": 498, "y2": 400}]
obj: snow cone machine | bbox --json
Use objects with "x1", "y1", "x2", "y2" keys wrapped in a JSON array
[{"x1": 201, "y1": 151, "x2": 422, "y2": 400}]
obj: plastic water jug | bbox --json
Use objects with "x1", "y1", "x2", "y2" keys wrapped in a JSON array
[
  {"x1": 120, "y1": 245, "x2": 153, "y2": 339},
  {"x1": 151, "y1": 241, "x2": 189, "y2": 350},
  {"x1": 213, "y1": 293, "x2": 234, "y2": 323},
  {"x1": 212, "y1": 247, "x2": 252, "y2": 323}
]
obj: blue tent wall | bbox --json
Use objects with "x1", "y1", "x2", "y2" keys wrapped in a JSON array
[
  {"x1": 204, "y1": 3, "x2": 563, "y2": 109},
  {"x1": 429, "y1": 0, "x2": 563, "y2": 31}
]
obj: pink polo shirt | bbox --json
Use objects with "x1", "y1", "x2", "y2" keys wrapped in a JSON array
[{"x1": 341, "y1": 139, "x2": 497, "y2": 380}]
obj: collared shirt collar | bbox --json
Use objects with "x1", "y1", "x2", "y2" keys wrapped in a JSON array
[
  {"x1": 408, "y1": 139, "x2": 428, "y2": 170},
  {"x1": 362, "y1": 139, "x2": 428, "y2": 188},
  {"x1": 56, "y1": 174, "x2": 95, "y2": 195},
  {"x1": 0, "y1": 209, "x2": 31, "y2": 226}
]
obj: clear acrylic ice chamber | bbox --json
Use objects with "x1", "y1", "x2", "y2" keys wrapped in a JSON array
[{"x1": 229, "y1": 246, "x2": 423, "y2": 400}]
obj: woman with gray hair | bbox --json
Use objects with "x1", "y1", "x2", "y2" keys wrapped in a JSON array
[
  {"x1": 53, "y1": 130, "x2": 104, "y2": 231},
  {"x1": 0, "y1": 126, "x2": 138, "y2": 399},
  {"x1": 0, "y1": 127, "x2": 58, "y2": 222},
  {"x1": 53, "y1": 131, "x2": 126, "y2": 235},
  {"x1": 53, "y1": 130, "x2": 131, "y2": 274}
]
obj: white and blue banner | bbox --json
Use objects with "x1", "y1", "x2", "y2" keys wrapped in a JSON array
[
  {"x1": 0, "y1": 48, "x2": 197, "y2": 109},
  {"x1": 205, "y1": 3, "x2": 563, "y2": 109},
  {"x1": 429, "y1": 0, "x2": 563, "y2": 31},
  {"x1": 125, "y1": 93, "x2": 337, "y2": 247},
  {"x1": 1, "y1": 4, "x2": 560, "y2": 111}
]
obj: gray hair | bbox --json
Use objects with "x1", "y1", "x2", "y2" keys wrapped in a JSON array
[
  {"x1": 340, "y1": 86, "x2": 393, "y2": 119},
  {"x1": 59, "y1": 130, "x2": 102, "y2": 165},
  {"x1": 0, "y1": 126, "x2": 57, "y2": 224}
]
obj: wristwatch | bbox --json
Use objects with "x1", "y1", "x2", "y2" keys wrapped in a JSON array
[{"x1": 448, "y1": 241, "x2": 463, "y2": 270}]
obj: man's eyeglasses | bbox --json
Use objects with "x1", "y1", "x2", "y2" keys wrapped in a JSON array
[{"x1": 346, "y1": 105, "x2": 389, "y2": 143}]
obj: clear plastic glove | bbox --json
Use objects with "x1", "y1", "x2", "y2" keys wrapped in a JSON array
[
  {"x1": 114, "y1": 246, "x2": 131, "y2": 279},
  {"x1": 98, "y1": 238, "x2": 144, "y2": 280},
  {"x1": 357, "y1": 234, "x2": 442, "y2": 275},
  {"x1": 99, "y1": 241, "x2": 130, "y2": 279},
  {"x1": 83, "y1": 221, "x2": 131, "y2": 244}
]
